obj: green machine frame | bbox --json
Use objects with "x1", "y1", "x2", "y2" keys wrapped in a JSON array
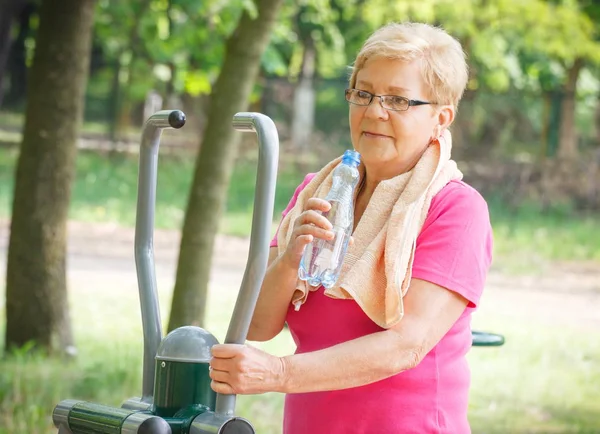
[{"x1": 53, "y1": 110, "x2": 279, "y2": 434}]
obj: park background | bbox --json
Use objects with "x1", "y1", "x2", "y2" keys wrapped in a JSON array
[{"x1": 0, "y1": 0, "x2": 599, "y2": 433}]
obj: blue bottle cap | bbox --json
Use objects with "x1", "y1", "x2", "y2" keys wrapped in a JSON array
[{"x1": 342, "y1": 150, "x2": 361, "y2": 167}]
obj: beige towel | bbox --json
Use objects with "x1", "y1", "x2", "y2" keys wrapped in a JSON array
[{"x1": 277, "y1": 130, "x2": 463, "y2": 328}]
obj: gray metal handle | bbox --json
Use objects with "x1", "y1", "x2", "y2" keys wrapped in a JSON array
[
  {"x1": 215, "y1": 112, "x2": 279, "y2": 416},
  {"x1": 135, "y1": 109, "x2": 186, "y2": 401}
]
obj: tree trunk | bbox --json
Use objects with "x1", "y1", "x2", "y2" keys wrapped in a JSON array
[
  {"x1": 290, "y1": 37, "x2": 316, "y2": 151},
  {"x1": 107, "y1": 58, "x2": 123, "y2": 143},
  {"x1": 181, "y1": 91, "x2": 210, "y2": 137},
  {"x1": 557, "y1": 57, "x2": 584, "y2": 160},
  {"x1": 595, "y1": 91, "x2": 600, "y2": 147},
  {"x1": 4, "y1": 0, "x2": 96, "y2": 354},
  {"x1": 539, "y1": 91, "x2": 552, "y2": 162},
  {"x1": 168, "y1": 0, "x2": 284, "y2": 331},
  {"x1": 108, "y1": 0, "x2": 153, "y2": 142}
]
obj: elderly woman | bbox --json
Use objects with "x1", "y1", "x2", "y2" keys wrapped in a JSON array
[{"x1": 209, "y1": 22, "x2": 493, "y2": 434}]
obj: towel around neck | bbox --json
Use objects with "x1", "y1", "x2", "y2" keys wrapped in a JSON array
[{"x1": 277, "y1": 131, "x2": 463, "y2": 328}]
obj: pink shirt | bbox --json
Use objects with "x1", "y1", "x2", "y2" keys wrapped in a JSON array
[{"x1": 270, "y1": 174, "x2": 493, "y2": 434}]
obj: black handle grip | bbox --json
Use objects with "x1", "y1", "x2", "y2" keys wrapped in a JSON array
[{"x1": 168, "y1": 110, "x2": 186, "y2": 129}]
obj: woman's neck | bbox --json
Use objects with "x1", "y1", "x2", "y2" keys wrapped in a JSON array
[
  {"x1": 359, "y1": 166, "x2": 386, "y2": 200},
  {"x1": 353, "y1": 173, "x2": 378, "y2": 231},
  {"x1": 363, "y1": 176, "x2": 380, "y2": 199}
]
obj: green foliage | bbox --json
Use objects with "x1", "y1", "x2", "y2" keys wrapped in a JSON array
[
  {"x1": 8, "y1": 0, "x2": 600, "y2": 127},
  {"x1": 358, "y1": 0, "x2": 600, "y2": 94},
  {"x1": 263, "y1": 0, "x2": 361, "y2": 80},
  {"x1": 93, "y1": 0, "x2": 256, "y2": 100},
  {"x1": 85, "y1": 0, "x2": 600, "y2": 152}
]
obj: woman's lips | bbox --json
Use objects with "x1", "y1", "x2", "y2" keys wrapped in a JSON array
[{"x1": 363, "y1": 131, "x2": 392, "y2": 139}]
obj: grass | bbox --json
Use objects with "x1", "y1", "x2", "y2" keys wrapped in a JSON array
[
  {"x1": 489, "y1": 199, "x2": 600, "y2": 272},
  {"x1": 467, "y1": 315, "x2": 600, "y2": 434},
  {"x1": 0, "y1": 273, "x2": 599, "y2": 433}
]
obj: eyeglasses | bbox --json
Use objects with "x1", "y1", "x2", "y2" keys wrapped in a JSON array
[{"x1": 345, "y1": 88, "x2": 435, "y2": 112}]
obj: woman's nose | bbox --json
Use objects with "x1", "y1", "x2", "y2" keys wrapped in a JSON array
[{"x1": 364, "y1": 96, "x2": 389, "y2": 120}]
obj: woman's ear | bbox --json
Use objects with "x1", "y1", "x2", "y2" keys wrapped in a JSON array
[{"x1": 437, "y1": 105, "x2": 455, "y2": 135}]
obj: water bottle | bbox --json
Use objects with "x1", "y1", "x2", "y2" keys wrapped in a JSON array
[{"x1": 298, "y1": 150, "x2": 361, "y2": 290}]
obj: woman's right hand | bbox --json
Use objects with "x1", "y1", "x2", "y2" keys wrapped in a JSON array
[{"x1": 281, "y1": 198, "x2": 334, "y2": 269}]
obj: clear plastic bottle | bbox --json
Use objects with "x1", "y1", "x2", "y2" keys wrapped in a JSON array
[{"x1": 298, "y1": 150, "x2": 361, "y2": 290}]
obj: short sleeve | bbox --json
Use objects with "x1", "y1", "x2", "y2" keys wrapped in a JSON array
[
  {"x1": 270, "y1": 173, "x2": 317, "y2": 248},
  {"x1": 411, "y1": 180, "x2": 493, "y2": 308}
]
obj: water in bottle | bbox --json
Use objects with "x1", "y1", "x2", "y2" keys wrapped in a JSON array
[{"x1": 298, "y1": 150, "x2": 361, "y2": 290}]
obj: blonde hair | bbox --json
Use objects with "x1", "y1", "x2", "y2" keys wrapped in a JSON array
[{"x1": 349, "y1": 22, "x2": 469, "y2": 107}]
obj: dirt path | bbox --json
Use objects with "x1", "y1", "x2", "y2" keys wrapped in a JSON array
[{"x1": 1, "y1": 220, "x2": 599, "y2": 330}]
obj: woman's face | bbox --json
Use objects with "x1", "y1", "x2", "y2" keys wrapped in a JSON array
[{"x1": 349, "y1": 57, "x2": 453, "y2": 180}]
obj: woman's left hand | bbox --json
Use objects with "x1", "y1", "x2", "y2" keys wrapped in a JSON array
[{"x1": 209, "y1": 344, "x2": 287, "y2": 395}]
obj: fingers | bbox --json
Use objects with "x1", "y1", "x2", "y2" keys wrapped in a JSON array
[
  {"x1": 297, "y1": 234, "x2": 313, "y2": 245},
  {"x1": 209, "y1": 347, "x2": 237, "y2": 394},
  {"x1": 292, "y1": 203, "x2": 334, "y2": 240},
  {"x1": 281, "y1": 233, "x2": 313, "y2": 268},
  {"x1": 209, "y1": 366, "x2": 230, "y2": 383},
  {"x1": 210, "y1": 356, "x2": 231, "y2": 372},
  {"x1": 296, "y1": 208, "x2": 331, "y2": 229},
  {"x1": 283, "y1": 198, "x2": 335, "y2": 267},
  {"x1": 211, "y1": 380, "x2": 234, "y2": 395},
  {"x1": 209, "y1": 344, "x2": 265, "y2": 395},
  {"x1": 293, "y1": 216, "x2": 334, "y2": 241},
  {"x1": 211, "y1": 343, "x2": 243, "y2": 358},
  {"x1": 305, "y1": 197, "x2": 331, "y2": 213},
  {"x1": 209, "y1": 344, "x2": 284, "y2": 395}
]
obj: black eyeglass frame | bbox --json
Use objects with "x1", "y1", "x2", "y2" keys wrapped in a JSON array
[{"x1": 345, "y1": 88, "x2": 435, "y2": 111}]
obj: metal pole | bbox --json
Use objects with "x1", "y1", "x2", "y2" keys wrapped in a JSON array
[
  {"x1": 214, "y1": 113, "x2": 279, "y2": 416},
  {"x1": 135, "y1": 110, "x2": 186, "y2": 401}
]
